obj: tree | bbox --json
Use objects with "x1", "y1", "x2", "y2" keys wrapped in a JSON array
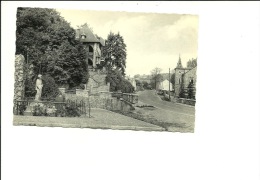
[
  {"x1": 103, "y1": 32, "x2": 127, "y2": 75},
  {"x1": 41, "y1": 74, "x2": 60, "y2": 99},
  {"x1": 77, "y1": 23, "x2": 94, "y2": 33},
  {"x1": 106, "y1": 69, "x2": 134, "y2": 93},
  {"x1": 187, "y1": 58, "x2": 197, "y2": 68},
  {"x1": 142, "y1": 81, "x2": 149, "y2": 89},
  {"x1": 16, "y1": 7, "x2": 88, "y2": 88},
  {"x1": 45, "y1": 41, "x2": 87, "y2": 88},
  {"x1": 170, "y1": 73, "x2": 175, "y2": 86},
  {"x1": 150, "y1": 67, "x2": 163, "y2": 90},
  {"x1": 134, "y1": 74, "x2": 141, "y2": 79},
  {"x1": 135, "y1": 79, "x2": 144, "y2": 91},
  {"x1": 135, "y1": 79, "x2": 142, "y2": 87}
]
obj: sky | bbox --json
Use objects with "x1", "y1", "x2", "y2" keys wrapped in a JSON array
[{"x1": 57, "y1": 8, "x2": 199, "y2": 77}]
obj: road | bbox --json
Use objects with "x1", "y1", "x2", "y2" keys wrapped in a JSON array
[{"x1": 137, "y1": 90, "x2": 195, "y2": 132}]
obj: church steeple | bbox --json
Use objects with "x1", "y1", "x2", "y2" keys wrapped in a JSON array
[{"x1": 176, "y1": 54, "x2": 183, "y2": 68}]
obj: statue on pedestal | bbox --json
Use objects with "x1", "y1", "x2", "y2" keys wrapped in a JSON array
[{"x1": 35, "y1": 74, "x2": 43, "y2": 101}]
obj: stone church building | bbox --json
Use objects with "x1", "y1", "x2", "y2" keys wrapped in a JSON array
[{"x1": 174, "y1": 55, "x2": 197, "y2": 99}]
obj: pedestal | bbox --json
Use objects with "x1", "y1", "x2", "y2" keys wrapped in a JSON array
[
  {"x1": 58, "y1": 88, "x2": 66, "y2": 95},
  {"x1": 23, "y1": 103, "x2": 34, "y2": 116}
]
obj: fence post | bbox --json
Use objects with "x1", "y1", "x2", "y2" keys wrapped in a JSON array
[
  {"x1": 16, "y1": 101, "x2": 19, "y2": 115},
  {"x1": 88, "y1": 97, "x2": 90, "y2": 118}
]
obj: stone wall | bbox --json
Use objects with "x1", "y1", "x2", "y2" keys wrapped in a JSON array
[
  {"x1": 174, "y1": 67, "x2": 196, "y2": 97},
  {"x1": 14, "y1": 55, "x2": 25, "y2": 101},
  {"x1": 76, "y1": 89, "x2": 89, "y2": 96},
  {"x1": 174, "y1": 68, "x2": 190, "y2": 97},
  {"x1": 87, "y1": 71, "x2": 110, "y2": 94},
  {"x1": 183, "y1": 67, "x2": 197, "y2": 89},
  {"x1": 64, "y1": 93, "x2": 133, "y2": 112},
  {"x1": 177, "y1": 98, "x2": 196, "y2": 106}
]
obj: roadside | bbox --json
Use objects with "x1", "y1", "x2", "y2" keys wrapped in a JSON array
[
  {"x1": 114, "y1": 105, "x2": 194, "y2": 133},
  {"x1": 132, "y1": 90, "x2": 195, "y2": 133}
]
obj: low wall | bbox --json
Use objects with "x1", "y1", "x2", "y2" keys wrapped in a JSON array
[
  {"x1": 177, "y1": 98, "x2": 196, "y2": 106},
  {"x1": 76, "y1": 89, "x2": 89, "y2": 96},
  {"x1": 59, "y1": 86, "x2": 134, "y2": 112},
  {"x1": 64, "y1": 93, "x2": 133, "y2": 112}
]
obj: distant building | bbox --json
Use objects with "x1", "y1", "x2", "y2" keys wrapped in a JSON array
[
  {"x1": 75, "y1": 25, "x2": 105, "y2": 71},
  {"x1": 174, "y1": 55, "x2": 197, "y2": 99},
  {"x1": 158, "y1": 79, "x2": 173, "y2": 91},
  {"x1": 129, "y1": 78, "x2": 137, "y2": 91}
]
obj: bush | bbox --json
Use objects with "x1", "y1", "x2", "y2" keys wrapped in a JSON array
[
  {"x1": 41, "y1": 74, "x2": 60, "y2": 99},
  {"x1": 162, "y1": 96, "x2": 171, "y2": 101},
  {"x1": 31, "y1": 103, "x2": 47, "y2": 116},
  {"x1": 106, "y1": 70, "x2": 134, "y2": 93},
  {"x1": 121, "y1": 79, "x2": 134, "y2": 93},
  {"x1": 79, "y1": 83, "x2": 86, "y2": 90},
  {"x1": 179, "y1": 88, "x2": 185, "y2": 98},
  {"x1": 187, "y1": 82, "x2": 195, "y2": 99},
  {"x1": 30, "y1": 102, "x2": 81, "y2": 117},
  {"x1": 64, "y1": 104, "x2": 81, "y2": 117},
  {"x1": 24, "y1": 77, "x2": 37, "y2": 98}
]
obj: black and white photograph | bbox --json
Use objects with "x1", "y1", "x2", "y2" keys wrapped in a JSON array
[
  {"x1": 2, "y1": 2, "x2": 260, "y2": 180},
  {"x1": 13, "y1": 7, "x2": 198, "y2": 133}
]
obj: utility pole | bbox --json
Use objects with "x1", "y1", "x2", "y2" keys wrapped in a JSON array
[
  {"x1": 169, "y1": 68, "x2": 171, "y2": 101},
  {"x1": 85, "y1": 44, "x2": 91, "y2": 118}
]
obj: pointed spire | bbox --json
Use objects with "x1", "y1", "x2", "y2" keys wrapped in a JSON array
[{"x1": 176, "y1": 54, "x2": 183, "y2": 68}]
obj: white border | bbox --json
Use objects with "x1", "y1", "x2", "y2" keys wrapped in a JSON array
[{"x1": 2, "y1": 2, "x2": 260, "y2": 180}]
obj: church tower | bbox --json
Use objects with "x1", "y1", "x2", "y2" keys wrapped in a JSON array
[
  {"x1": 174, "y1": 54, "x2": 185, "y2": 97},
  {"x1": 176, "y1": 54, "x2": 183, "y2": 68}
]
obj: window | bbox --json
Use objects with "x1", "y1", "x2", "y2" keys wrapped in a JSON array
[
  {"x1": 89, "y1": 46, "x2": 93, "y2": 52},
  {"x1": 81, "y1": 35, "x2": 86, "y2": 39},
  {"x1": 88, "y1": 59, "x2": 93, "y2": 66},
  {"x1": 190, "y1": 77, "x2": 194, "y2": 84}
]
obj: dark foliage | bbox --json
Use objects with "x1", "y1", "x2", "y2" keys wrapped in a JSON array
[
  {"x1": 106, "y1": 69, "x2": 134, "y2": 93},
  {"x1": 16, "y1": 7, "x2": 88, "y2": 88},
  {"x1": 103, "y1": 32, "x2": 127, "y2": 75},
  {"x1": 187, "y1": 82, "x2": 195, "y2": 100},
  {"x1": 170, "y1": 73, "x2": 175, "y2": 85},
  {"x1": 41, "y1": 74, "x2": 60, "y2": 99},
  {"x1": 64, "y1": 104, "x2": 81, "y2": 117},
  {"x1": 24, "y1": 76, "x2": 37, "y2": 98},
  {"x1": 186, "y1": 58, "x2": 197, "y2": 68}
]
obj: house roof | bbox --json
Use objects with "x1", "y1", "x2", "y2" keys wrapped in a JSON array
[
  {"x1": 174, "y1": 67, "x2": 192, "y2": 71},
  {"x1": 76, "y1": 26, "x2": 101, "y2": 43},
  {"x1": 183, "y1": 66, "x2": 197, "y2": 75},
  {"x1": 98, "y1": 37, "x2": 105, "y2": 46}
]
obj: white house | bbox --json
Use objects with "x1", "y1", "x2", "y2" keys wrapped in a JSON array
[{"x1": 159, "y1": 79, "x2": 173, "y2": 91}]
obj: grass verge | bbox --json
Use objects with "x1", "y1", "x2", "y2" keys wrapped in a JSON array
[{"x1": 111, "y1": 109, "x2": 174, "y2": 131}]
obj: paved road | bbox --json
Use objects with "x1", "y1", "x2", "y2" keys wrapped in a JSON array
[{"x1": 137, "y1": 90, "x2": 195, "y2": 132}]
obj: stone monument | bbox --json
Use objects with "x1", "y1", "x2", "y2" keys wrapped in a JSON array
[
  {"x1": 35, "y1": 74, "x2": 43, "y2": 101},
  {"x1": 23, "y1": 74, "x2": 44, "y2": 116}
]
